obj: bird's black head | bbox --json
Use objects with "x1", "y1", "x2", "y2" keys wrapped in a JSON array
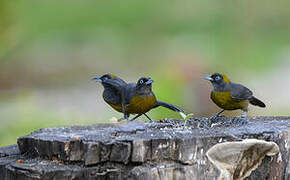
[
  {"x1": 203, "y1": 73, "x2": 230, "y2": 83},
  {"x1": 137, "y1": 77, "x2": 154, "y2": 87},
  {"x1": 203, "y1": 73, "x2": 230, "y2": 91},
  {"x1": 136, "y1": 77, "x2": 154, "y2": 93},
  {"x1": 92, "y1": 74, "x2": 117, "y2": 83}
]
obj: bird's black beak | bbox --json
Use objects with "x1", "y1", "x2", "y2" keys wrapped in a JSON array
[
  {"x1": 145, "y1": 78, "x2": 154, "y2": 85},
  {"x1": 202, "y1": 75, "x2": 213, "y2": 81},
  {"x1": 92, "y1": 77, "x2": 102, "y2": 82}
]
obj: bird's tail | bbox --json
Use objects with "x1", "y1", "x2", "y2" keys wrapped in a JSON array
[
  {"x1": 155, "y1": 101, "x2": 185, "y2": 112},
  {"x1": 249, "y1": 96, "x2": 266, "y2": 108}
]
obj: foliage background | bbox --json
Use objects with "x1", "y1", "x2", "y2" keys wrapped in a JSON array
[{"x1": 1, "y1": 0, "x2": 290, "y2": 146}]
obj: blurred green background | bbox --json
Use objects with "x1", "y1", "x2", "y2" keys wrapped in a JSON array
[{"x1": 1, "y1": 0, "x2": 290, "y2": 146}]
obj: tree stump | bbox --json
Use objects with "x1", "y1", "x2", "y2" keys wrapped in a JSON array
[{"x1": 0, "y1": 116, "x2": 289, "y2": 180}]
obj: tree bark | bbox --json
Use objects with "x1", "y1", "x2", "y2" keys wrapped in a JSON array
[{"x1": 0, "y1": 116, "x2": 289, "y2": 180}]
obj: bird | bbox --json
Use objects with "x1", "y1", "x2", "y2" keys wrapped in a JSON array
[
  {"x1": 93, "y1": 74, "x2": 185, "y2": 122},
  {"x1": 203, "y1": 73, "x2": 265, "y2": 124}
]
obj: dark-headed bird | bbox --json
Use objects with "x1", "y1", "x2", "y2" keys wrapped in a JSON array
[
  {"x1": 203, "y1": 73, "x2": 265, "y2": 123},
  {"x1": 93, "y1": 74, "x2": 185, "y2": 122}
]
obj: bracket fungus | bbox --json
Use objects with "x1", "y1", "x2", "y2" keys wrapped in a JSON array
[{"x1": 206, "y1": 139, "x2": 280, "y2": 180}]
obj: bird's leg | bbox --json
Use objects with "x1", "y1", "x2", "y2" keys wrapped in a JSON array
[
  {"x1": 125, "y1": 113, "x2": 130, "y2": 120},
  {"x1": 143, "y1": 113, "x2": 153, "y2": 123},
  {"x1": 129, "y1": 114, "x2": 142, "y2": 121},
  {"x1": 118, "y1": 92, "x2": 130, "y2": 122},
  {"x1": 232, "y1": 111, "x2": 248, "y2": 125},
  {"x1": 118, "y1": 113, "x2": 130, "y2": 122},
  {"x1": 206, "y1": 109, "x2": 225, "y2": 127},
  {"x1": 118, "y1": 87, "x2": 129, "y2": 122},
  {"x1": 210, "y1": 110, "x2": 225, "y2": 121},
  {"x1": 241, "y1": 111, "x2": 247, "y2": 118}
]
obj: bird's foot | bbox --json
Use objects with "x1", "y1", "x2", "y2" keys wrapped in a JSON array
[
  {"x1": 145, "y1": 118, "x2": 154, "y2": 123},
  {"x1": 219, "y1": 118, "x2": 233, "y2": 127},
  {"x1": 117, "y1": 117, "x2": 128, "y2": 122},
  {"x1": 208, "y1": 114, "x2": 225, "y2": 127},
  {"x1": 231, "y1": 116, "x2": 248, "y2": 126},
  {"x1": 209, "y1": 110, "x2": 225, "y2": 123},
  {"x1": 200, "y1": 120, "x2": 211, "y2": 129}
]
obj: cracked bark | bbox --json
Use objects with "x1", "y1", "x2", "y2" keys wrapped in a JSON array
[{"x1": 0, "y1": 116, "x2": 289, "y2": 180}]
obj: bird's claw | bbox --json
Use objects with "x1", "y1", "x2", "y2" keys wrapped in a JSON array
[
  {"x1": 117, "y1": 118, "x2": 128, "y2": 122},
  {"x1": 147, "y1": 119, "x2": 154, "y2": 123},
  {"x1": 231, "y1": 116, "x2": 248, "y2": 126},
  {"x1": 209, "y1": 114, "x2": 225, "y2": 125},
  {"x1": 201, "y1": 121, "x2": 211, "y2": 129}
]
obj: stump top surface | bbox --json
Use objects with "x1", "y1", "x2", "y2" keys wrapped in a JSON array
[
  {"x1": 1, "y1": 116, "x2": 290, "y2": 180},
  {"x1": 20, "y1": 116, "x2": 290, "y2": 143}
]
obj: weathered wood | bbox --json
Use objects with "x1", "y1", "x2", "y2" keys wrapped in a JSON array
[{"x1": 0, "y1": 116, "x2": 289, "y2": 180}]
